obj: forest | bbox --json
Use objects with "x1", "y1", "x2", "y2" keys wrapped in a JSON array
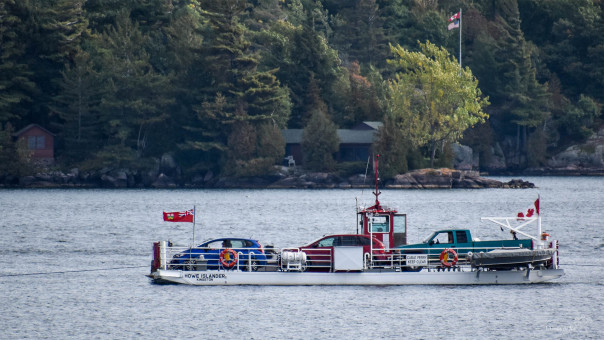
[{"x1": 1, "y1": 0, "x2": 602, "y2": 181}]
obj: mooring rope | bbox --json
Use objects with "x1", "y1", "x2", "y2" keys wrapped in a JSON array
[{"x1": 0, "y1": 265, "x2": 148, "y2": 277}]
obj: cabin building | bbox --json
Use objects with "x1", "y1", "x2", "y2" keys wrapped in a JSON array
[
  {"x1": 282, "y1": 121, "x2": 382, "y2": 166},
  {"x1": 13, "y1": 124, "x2": 55, "y2": 165}
]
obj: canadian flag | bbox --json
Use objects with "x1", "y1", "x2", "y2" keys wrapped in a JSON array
[{"x1": 517, "y1": 198, "x2": 540, "y2": 219}]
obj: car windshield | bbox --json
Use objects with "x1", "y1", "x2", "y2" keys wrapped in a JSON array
[
  {"x1": 317, "y1": 237, "x2": 337, "y2": 247},
  {"x1": 422, "y1": 232, "x2": 437, "y2": 244}
]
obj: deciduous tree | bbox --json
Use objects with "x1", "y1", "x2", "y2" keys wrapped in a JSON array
[{"x1": 387, "y1": 41, "x2": 489, "y2": 168}]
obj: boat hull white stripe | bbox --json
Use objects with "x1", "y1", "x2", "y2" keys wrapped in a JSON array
[{"x1": 150, "y1": 269, "x2": 564, "y2": 285}]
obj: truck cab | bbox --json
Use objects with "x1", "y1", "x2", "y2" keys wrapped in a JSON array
[
  {"x1": 398, "y1": 229, "x2": 533, "y2": 255},
  {"x1": 410, "y1": 229, "x2": 474, "y2": 255}
]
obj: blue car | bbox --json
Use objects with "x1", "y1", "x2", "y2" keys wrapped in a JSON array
[{"x1": 170, "y1": 238, "x2": 267, "y2": 271}]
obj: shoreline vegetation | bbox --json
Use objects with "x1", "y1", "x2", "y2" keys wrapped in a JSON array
[
  {"x1": 2, "y1": 2, "x2": 603, "y2": 188},
  {"x1": 0, "y1": 167, "x2": 558, "y2": 189}
]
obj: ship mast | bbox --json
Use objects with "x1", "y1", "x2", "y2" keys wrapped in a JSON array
[{"x1": 372, "y1": 154, "x2": 381, "y2": 211}]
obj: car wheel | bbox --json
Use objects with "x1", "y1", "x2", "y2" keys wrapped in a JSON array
[
  {"x1": 184, "y1": 260, "x2": 195, "y2": 271},
  {"x1": 402, "y1": 266, "x2": 423, "y2": 272}
]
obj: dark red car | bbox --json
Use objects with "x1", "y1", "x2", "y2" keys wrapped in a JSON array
[{"x1": 297, "y1": 234, "x2": 387, "y2": 271}]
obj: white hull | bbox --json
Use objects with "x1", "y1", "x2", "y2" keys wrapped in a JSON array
[{"x1": 149, "y1": 268, "x2": 564, "y2": 286}]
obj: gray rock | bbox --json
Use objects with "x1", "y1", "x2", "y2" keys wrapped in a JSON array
[
  {"x1": 386, "y1": 173, "x2": 421, "y2": 189},
  {"x1": 348, "y1": 174, "x2": 372, "y2": 186},
  {"x1": 159, "y1": 153, "x2": 178, "y2": 177},
  {"x1": 101, "y1": 174, "x2": 117, "y2": 187},
  {"x1": 204, "y1": 170, "x2": 214, "y2": 182},
  {"x1": 152, "y1": 173, "x2": 176, "y2": 188},
  {"x1": 268, "y1": 176, "x2": 305, "y2": 188},
  {"x1": 451, "y1": 177, "x2": 476, "y2": 188},
  {"x1": 19, "y1": 176, "x2": 36, "y2": 186},
  {"x1": 306, "y1": 172, "x2": 328, "y2": 183},
  {"x1": 548, "y1": 144, "x2": 604, "y2": 168},
  {"x1": 470, "y1": 176, "x2": 503, "y2": 188},
  {"x1": 483, "y1": 143, "x2": 506, "y2": 171},
  {"x1": 452, "y1": 143, "x2": 473, "y2": 170}
]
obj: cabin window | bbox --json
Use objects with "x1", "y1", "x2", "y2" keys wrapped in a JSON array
[
  {"x1": 392, "y1": 214, "x2": 407, "y2": 247},
  {"x1": 393, "y1": 215, "x2": 406, "y2": 234},
  {"x1": 370, "y1": 215, "x2": 389, "y2": 233},
  {"x1": 27, "y1": 135, "x2": 45, "y2": 149}
]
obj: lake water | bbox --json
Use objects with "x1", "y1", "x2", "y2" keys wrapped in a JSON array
[{"x1": 1, "y1": 177, "x2": 603, "y2": 339}]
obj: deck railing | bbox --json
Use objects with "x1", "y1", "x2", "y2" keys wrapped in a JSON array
[{"x1": 152, "y1": 242, "x2": 557, "y2": 273}]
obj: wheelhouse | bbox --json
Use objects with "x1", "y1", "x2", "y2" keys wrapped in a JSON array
[{"x1": 357, "y1": 155, "x2": 407, "y2": 249}]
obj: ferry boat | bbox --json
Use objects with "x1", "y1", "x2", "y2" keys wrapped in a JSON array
[{"x1": 147, "y1": 156, "x2": 564, "y2": 285}]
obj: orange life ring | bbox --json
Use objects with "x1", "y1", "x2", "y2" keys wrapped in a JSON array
[
  {"x1": 220, "y1": 248, "x2": 238, "y2": 268},
  {"x1": 440, "y1": 248, "x2": 458, "y2": 267}
]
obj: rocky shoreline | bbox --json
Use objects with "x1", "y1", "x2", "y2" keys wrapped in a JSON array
[
  {"x1": 0, "y1": 167, "x2": 537, "y2": 189},
  {"x1": 4, "y1": 127, "x2": 601, "y2": 190}
]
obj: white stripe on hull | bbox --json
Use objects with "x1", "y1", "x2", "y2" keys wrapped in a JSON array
[{"x1": 150, "y1": 269, "x2": 564, "y2": 285}]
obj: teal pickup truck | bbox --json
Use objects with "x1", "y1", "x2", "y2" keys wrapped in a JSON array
[{"x1": 397, "y1": 229, "x2": 533, "y2": 256}]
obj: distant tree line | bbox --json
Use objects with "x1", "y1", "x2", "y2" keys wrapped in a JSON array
[{"x1": 0, "y1": 0, "x2": 602, "y2": 179}]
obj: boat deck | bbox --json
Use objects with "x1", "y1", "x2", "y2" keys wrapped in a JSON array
[{"x1": 148, "y1": 242, "x2": 563, "y2": 285}]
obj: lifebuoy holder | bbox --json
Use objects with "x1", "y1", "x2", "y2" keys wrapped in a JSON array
[
  {"x1": 220, "y1": 248, "x2": 238, "y2": 268},
  {"x1": 440, "y1": 248, "x2": 458, "y2": 267}
]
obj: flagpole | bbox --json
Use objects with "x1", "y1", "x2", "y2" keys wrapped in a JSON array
[
  {"x1": 459, "y1": 8, "x2": 462, "y2": 74},
  {"x1": 537, "y1": 195, "x2": 542, "y2": 249},
  {"x1": 192, "y1": 205, "x2": 196, "y2": 247}
]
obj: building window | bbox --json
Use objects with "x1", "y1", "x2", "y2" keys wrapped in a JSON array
[{"x1": 27, "y1": 136, "x2": 45, "y2": 150}]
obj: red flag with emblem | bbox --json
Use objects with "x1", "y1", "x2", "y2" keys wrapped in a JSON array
[{"x1": 163, "y1": 209, "x2": 194, "y2": 223}]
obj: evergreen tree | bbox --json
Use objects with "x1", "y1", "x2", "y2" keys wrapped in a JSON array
[
  {"x1": 0, "y1": 0, "x2": 35, "y2": 123},
  {"x1": 331, "y1": 61, "x2": 382, "y2": 128},
  {"x1": 0, "y1": 123, "x2": 33, "y2": 177},
  {"x1": 160, "y1": 4, "x2": 210, "y2": 165},
  {"x1": 494, "y1": 0, "x2": 549, "y2": 166},
  {"x1": 95, "y1": 11, "x2": 173, "y2": 164},
  {"x1": 378, "y1": 0, "x2": 412, "y2": 49},
  {"x1": 301, "y1": 109, "x2": 339, "y2": 172},
  {"x1": 84, "y1": 0, "x2": 126, "y2": 32},
  {"x1": 464, "y1": 0, "x2": 550, "y2": 167},
  {"x1": 258, "y1": 4, "x2": 341, "y2": 128},
  {"x1": 51, "y1": 51, "x2": 103, "y2": 163},
  {"x1": 191, "y1": 0, "x2": 291, "y2": 176},
  {"x1": 519, "y1": 0, "x2": 604, "y2": 103},
  {"x1": 373, "y1": 114, "x2": 408, "y2": 179},
  {"x1": 38, "y1": 0, "x2": 89, "y2": 63},
  {"x1": 558, "y1": 94, "x2": 602, "y2": 142},
  {"x1": 25, "y1": 0, "x2": 90, "y2": 126},
  {"x1": 330, "y1": 0, "x2": 388, "y2": 67}
]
